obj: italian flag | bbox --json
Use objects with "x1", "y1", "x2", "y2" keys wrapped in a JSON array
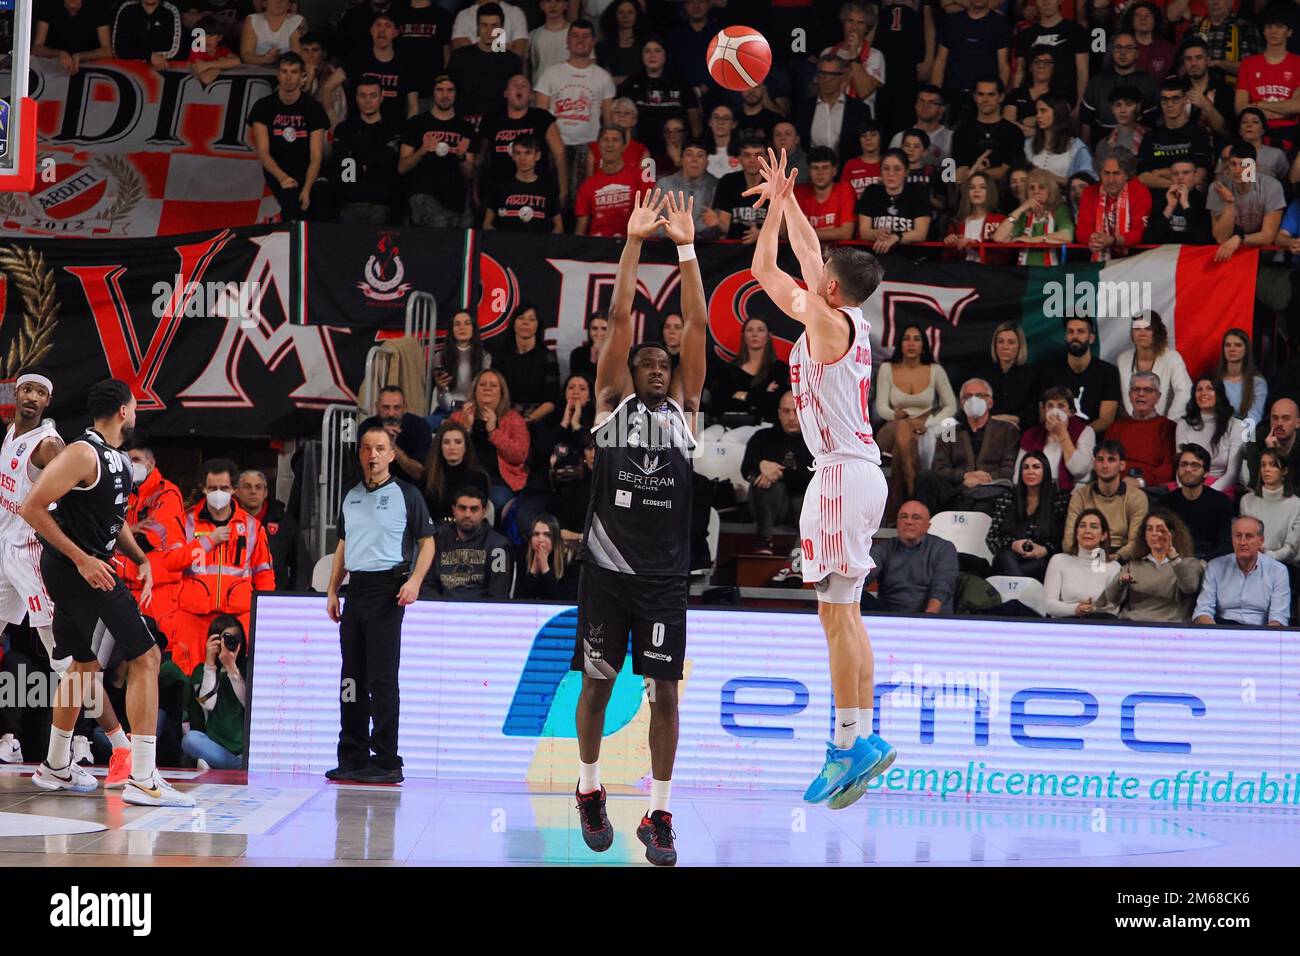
[{"x1": 1019, "y1": 246, "x2": 1260, "y2": 379}]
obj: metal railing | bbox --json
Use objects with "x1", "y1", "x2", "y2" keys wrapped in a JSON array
[{"x1": 318, "y1": 403, "x2": 360, "y2": 558}]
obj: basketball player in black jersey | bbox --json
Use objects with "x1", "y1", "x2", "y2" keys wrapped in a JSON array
[
  {"x1": 21, "y1": 379, "x2": 195, "y2": 807},
  {"x1": 572, "y1": 190, "x2": 706, "y2": 866}
]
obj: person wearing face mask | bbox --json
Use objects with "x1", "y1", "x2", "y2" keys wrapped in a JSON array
[
  {"x1": 122, "y1": 445, "x2": 186, "y2": 634},
  {"x1": 1016, "y1": 386, "x2": 1097, "y2": 494},
  {"x1": 161, "y1": 459, "x2": 275, "y2": 674},
  {"x1": 912, "y1": 377, "x2": 1021, "y2": 517}
]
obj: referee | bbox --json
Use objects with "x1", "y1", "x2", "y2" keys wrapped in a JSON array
[{"x1": 325, "y1": 422, "x2": 434, "y2": 784}]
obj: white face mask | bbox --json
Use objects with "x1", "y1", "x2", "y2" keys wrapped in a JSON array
[
  {"x1": 1046, "y1": 406, "x2": 1069, "y2": 424},
  {"x1": 206, "y1": 490, "x2": 232, "y2": 512},
  {"x1": 963, "y1": 396, "x2": 989, "y2": 419},
  {"x1": 131, "y1": 462, "x2": 149, "y2": 484}
]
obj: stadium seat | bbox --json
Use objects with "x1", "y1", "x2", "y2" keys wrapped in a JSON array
[
  {"x1": 985, "y1": 575, "x2": 1047, "y2": 616},
  {"x1": 311, "y1": 554, "x2": 347, "y2": 592},
  {"x1": 928, "y1": 511, "x2": 993, "y2": 563},
  {"x1": 694, "y1": 440, "x2": 747, "y2": 497}
]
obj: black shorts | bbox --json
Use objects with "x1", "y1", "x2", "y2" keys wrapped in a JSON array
[
  {"x1": 40, "y1": 549, "x2": 156, "y2": 665},
  {"x1": 571, "y1": 562, "x2": 687, "y2": 681}
]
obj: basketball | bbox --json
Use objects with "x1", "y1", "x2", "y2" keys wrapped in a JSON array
[{"x1": 706, "y1": 26, "x2": 772, "y2": 91}]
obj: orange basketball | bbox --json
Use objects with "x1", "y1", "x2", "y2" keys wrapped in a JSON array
[{"x1": 706, "y1": 26, "x2": 772, "y2": 91}]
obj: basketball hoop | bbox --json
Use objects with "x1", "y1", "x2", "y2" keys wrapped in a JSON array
[{"x1": 0, "y1": 0, "x2": 37, "y2": 193}]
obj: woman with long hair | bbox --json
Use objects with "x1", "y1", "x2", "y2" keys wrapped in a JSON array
[
  {"x1": 451, "y1": 369, "x2": 531, "y2": 517},
  {"x1": 434, "y1": 309, "x2": 492, "y2": 411},
  {"x1": 1101, "y1": 510, "x2": 1202, "y2": 622},
  {"x1": 943, "y1": 172, "x2": 1006, "y2": 262},
  {"x1": 1177, "y1": 378, "x2": 1245, "y2": 490},
  {"x1": 568, "y1": 312, "x2": 609, "y2": 384},
  {"x1": 1025, "y1": 95, "x2": 1094, "y2": 189},
  {"x1": 619, "y1": 37, "x2": 701, "y2": 157},
  {"x1": 1005, "y1": 47, "x2": 1068, "y2": 138},
  {"x1": 1017, "y1": 386, "x2": 1096, "y2": 493},
  {"x1": 181, "y1": 614, "x2": 249, "y2": 770},
  {"x1": 1043, "y1": 508, "x2": 1120, "y2": 617},
  {"x1": 1227, "y1": 108, "x2": 1291, "y2": 183},
  {"x1": 660, "y1": 313, "x2": 684, "y2": 369},
  {"x1": 975, "y1": 321, "x2": 1037, "y2": 428},
  {"x1": 986, "y1": 451, "x2": 1069, "y2": 581},
  {"x1": 422, "y1": 419, "x2": 491, "y2": 523},
  {"x1": 596, "y1": 0, "x2": 647, "y2": 85},
  {"x1": 874, "y1": 325, "x2": 958, "y2": 519},
  {"x1": 993, "y1": 167, "x2": 1074, "y2": 265},
  {"x1": 703, "y1": 103, "x2": 741, "y2": 179},
  {"x1": 491, "y1": 302, "x2": 561, "y2": 424},
  {"x1": 652, "y1": 116, "x2": 687, "y2": 176},
  {"x1": 514, "y1": 373, "x2": 597, "y2": 540},
  {"x1": 1116, "y1": 310, "x2": 1192, "y2": 417},
  {"x1": 1239, "y1": 450, "x2": 1300, "y2": 565},
  {"x1": 514, "y1": 514, "x2": 579, "y2": 600},
  {"x1": 1218, "y1": 328, "x2": 1268, "y2": 425},
  {"x1": 1122, "y1": 1, "x2": 1176, "y2": 78},
  {"x1": 715, "y1": 317, "x2": 790, "y2": 424}
]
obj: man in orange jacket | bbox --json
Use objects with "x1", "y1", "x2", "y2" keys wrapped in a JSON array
[
  {"x1": 163, "y1": 458, "x2": 275, "y2": 673},
  {"x1": 122, "y1": 446, "x2": 186, "y2": 635}
]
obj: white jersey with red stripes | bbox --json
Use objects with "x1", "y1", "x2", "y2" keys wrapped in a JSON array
[
  {"x1": 0, "y1": 420, "x2": 59, "y2": 546},
  {"x1": 788, "y1": 304, "x2": 882, "y2": 467}
]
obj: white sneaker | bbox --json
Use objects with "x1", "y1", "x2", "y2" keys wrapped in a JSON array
[
  {"x1": 123, "y1": 770, "x2": 196, "y2": 808},
  {"x1": 0, "y1": 734, "x2": 21, "y2": 764},
  {"x1": 71, "y1": 735, "x2": 93, "y2": 766},
  {"x1": 196, "y1": 759, "x2": 211, "y2": 772},
  {"x1": 32, "y1": 761, "x2": 99, "y2": 793}
]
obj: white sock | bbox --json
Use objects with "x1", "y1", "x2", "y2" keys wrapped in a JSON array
[
  {"x1": 860, "y1": 708, "x2": 874, "y2": 739},
  {"x1": 834, "y1": 707, "x2": 858, "y2": 749},
  {"x1": 47, "y1": 726, "x2": 73, "y2": 770},
  {"x1": 578, "y1": 760, "x2": 600, "y2": 794},
  {"x1": 106, "y1": 727, "x2": 129, "y2": 750},
  {"x1": 131, "y1": 734, "x2": 157, "y2": 782},
  {"x1": 650, "y1": 778, "x2": 672, "y2": 814}
]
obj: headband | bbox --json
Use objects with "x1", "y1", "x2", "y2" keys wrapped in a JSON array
[{"x1": 15, "y1": 373, "x2": 53, "y2": 395}]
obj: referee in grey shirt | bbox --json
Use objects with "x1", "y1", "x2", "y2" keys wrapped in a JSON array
[{"x1": 325, "y1": 422, "x2": 435, "y2": 784}]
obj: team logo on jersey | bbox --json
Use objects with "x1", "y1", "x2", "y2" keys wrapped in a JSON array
[
  {"x1": 631, "y1": 452, "x2": 669, "y2": 477},
  {"x1": 15, "y1": 444, "x2": 26, "y2": 456},
  {"x1": 7, "y1": 460, "x2": 15, "y2": 472},
  {"x1": 267, "y1": 522, "x2": 280, "y2": 536}
]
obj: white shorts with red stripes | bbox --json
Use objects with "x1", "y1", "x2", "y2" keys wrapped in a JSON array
[
  {"x1": 798, "y1": 460, "x2": 887, "y2": 588},
  {"x1": 0, "y1": 539, "x2": 54, "y2": 627}
]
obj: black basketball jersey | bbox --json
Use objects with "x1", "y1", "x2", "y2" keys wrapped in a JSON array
[
  {"x1": 579, "y1": 394, "x2": 695, "y2": 577},
  {"x1": 50, "y1": 430, "x2": 134, "y2": 560}
]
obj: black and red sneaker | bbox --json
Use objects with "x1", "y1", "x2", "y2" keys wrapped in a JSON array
[
  {"x1": 575, "y1": 784, "x2": 614, "y2": 852},
  {"x1": 636, "y1": 810, "x2": 677, "y2": 866}
]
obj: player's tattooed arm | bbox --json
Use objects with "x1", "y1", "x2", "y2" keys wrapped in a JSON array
[{"x1": 597, "y1": 188, "x2": 667, "y2": 415}]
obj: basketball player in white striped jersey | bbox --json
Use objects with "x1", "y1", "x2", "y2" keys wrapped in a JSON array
[{"x1": 747, "y1": 149, "x2": 897, "y2": 809}]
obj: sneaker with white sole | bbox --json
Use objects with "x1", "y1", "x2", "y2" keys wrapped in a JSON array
[
  {"x1": 71, "y1": 735, "x2": 93, "y2": 766},
  {"x1": 0, "y1": 734, "x2": 22, "y2": 764},
  {"x1": 32, "y1": 761, "x2": 99, "y2": 794},
  {"x1": 123, "y1": 771, "x2": 195, "y2": 807}
]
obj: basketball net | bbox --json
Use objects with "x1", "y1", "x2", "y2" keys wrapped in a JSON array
[{"x1": 0, "y1": 0, "x2": 37, "y2": 193}]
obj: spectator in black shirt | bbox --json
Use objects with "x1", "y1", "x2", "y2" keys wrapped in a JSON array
[
  {"x1": 359, "y1": 385, "x2": 435, "y2": 485},
  {"x1": 977, "y1": 320, "x2": 1039, "y2": 429},
  {"x1": 515, "y1": 514, "x2": 579, "y2": 600},
  {"x1": 618, "y1": 37, "x2": 702, "y2": 155},
  {"x1": 421, "y1": 420, "x2": 491, "y2": 523},
  {"x1": 1137, "y1": 76, "x2": 1213, "y2": 202},
  {"x1": 490, "y1": 303, "x2": 561, "y2": 425},
  {"x1": 596, "y1": 0, "x2": 647, "y2": 86},
  {"x1": 933, "y1": 0, "x2": 1011, "y2": 122},
  {"x1": 713, "y1": 139, "x2": 770, "y2": 241},
  {"x1": 180, "y1": 0, "x2": 250, "y2": 52},
  {"x1": 332, "y1": 0, "x2": 398, "y2": 63},
  {"x1": 320, "y1": 11, "x2": 418, "y2": 131},
  {"x1": 112, "y1": 0, "x2": 184, "y2": 69},
  {"x1": 446, "y1": 4, "x2": 524, "y2": 128},
  {"x1": 568, "y1": 312, "x2": 608, "y2": 383},
  {"x1": 476, "y1": 74, "x2": 568, "y2": 208},
  {"x1": 34, "y1": 0, "x2": 113, "y2": 72},
  {"x1": 1080, "y1": 33, "x2": 1159, "y2": 146},
  {"x1": 1036, "y1": 315, "x2": 1122, "y2": 434},
  {"x1": 743, "y1": 391, "x2": 814, "y2": 553},
  {"x1": 399, "y1": 74, "x2": 477, "y2": 229},
  {"x1": 1162, "y1": 444, "x2": 1234, "y2": 561},
  {"x1": 1144, "y1": 158, "x2": 1213, "y2": 244},
  {"x1": 247, "y1": 53, "x2": 329, "y2": 221},
  {"x1": 953, "y1": 78, "x2": 1025, "y2": 186},
  {"x1": 235, "y1": 469, "x2": 298, "y2": 591},
  {"x1": 1011, "y1": 0, "x2": 1089, "y2": 105},
  {"x1": 483, "y1": 135, "x2": 564, "y2": 233},
  {"x1": 857, "y1": 148, "x2": 933, "y2": 253},
  {"x1": 397, "y1": 0, "x2": 452, "y2": 106},
  {"x1": 425, "y1": 489, "x2": 514, "y2": 600},
  {"x1": 1180, "y1": 38, "x2": 1235, "y2": 147},
  {"x1": 714, "y1": 317, "x2": 790, "y2": 425},
  {"x1": 332, "y1": 77, "x2": 401, "y2": 225},
  {"x1": 732, "y1": 82, "x2": 784, "y2": 146}
]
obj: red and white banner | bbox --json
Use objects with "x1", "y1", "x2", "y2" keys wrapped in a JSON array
[{"x1": 1, "y1": 58, "x2": 281, "y2": 238}]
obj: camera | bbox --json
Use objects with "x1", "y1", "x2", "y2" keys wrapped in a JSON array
[{"x1": 216, "y1": 630, "x2": 241, "y2": 652}]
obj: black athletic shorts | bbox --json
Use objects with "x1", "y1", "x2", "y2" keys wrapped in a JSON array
[
  {"x1": 40, "y1": 549, "x2": 156, "y2": 665},
  {"x1": 571, "y1": 562, "x2": 687, "y2": 681}
]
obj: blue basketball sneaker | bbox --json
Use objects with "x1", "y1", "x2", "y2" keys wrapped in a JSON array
[
  {"x1": 826, "y1": 734, "x2": 897, "y2": 810},
  {"x1": 803, "y1": 736, "x2": 880, "y2": 804}
]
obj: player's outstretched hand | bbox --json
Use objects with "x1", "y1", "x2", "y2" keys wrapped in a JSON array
[
  {"x1": 77, "y1": 555, "x2": 116, "y2": 591},
  {"x1": 626, "y1": 188, "x2": 668, "y2": 239},
  {"x1": 744, "y1": 148, "x2": 794, "y2": 209},
  {"x1": 662, "y1": 191, "x2": 695, "y2": 245}
]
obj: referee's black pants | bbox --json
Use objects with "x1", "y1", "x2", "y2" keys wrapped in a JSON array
[{"x1": 338, "y1": 571, "x2": 405, "y2": 771}]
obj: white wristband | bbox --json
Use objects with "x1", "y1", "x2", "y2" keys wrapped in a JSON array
[{"x1": 676, "y1": 243, "x2": 696, "y2": 263}]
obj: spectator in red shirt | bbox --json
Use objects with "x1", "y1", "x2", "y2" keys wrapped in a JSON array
[
  {"x1": 1234, "y1": 5, "x2": 1300, "y2": 154},
  {"x1": 1075, "y1": 152, "x2": 1151, "y2": 260},
  {"x1": 190, "y1": 15, "x2": 240, "y2": 87},
  {"x1": 794, "y1": 146, "x2": 858, "y2": 240},
  {"x1": 575, "y1": 125, "x2": 643, "y2": 236},
  {"x1": 1106, "y1": 371, "x2": 1178, "y2": 487},
  {"x1": 841, "y1": 123, "x2": 883, "y2": 200}
]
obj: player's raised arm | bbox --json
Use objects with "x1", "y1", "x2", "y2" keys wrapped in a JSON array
[
  {"x1": 20, "y1": 443, "x2": 116, "y2": 590},
  {"x1": 662, "y1": 191, "x2": 706, "y2": 420},
  {"x1": 594, "y1": 188, "x2": 667, "y2": 415},
  {"x1": 756, "y1": 148, "x2": 824, "y2": 293}
]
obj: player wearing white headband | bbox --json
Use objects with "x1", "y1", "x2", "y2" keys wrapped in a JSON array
[{"x1": 0, "y1": 370, "x2": 133, "y2": 786}]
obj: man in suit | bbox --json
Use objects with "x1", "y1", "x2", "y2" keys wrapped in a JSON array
[
  {"x1": 797, "y1": 54, "x2": 872, "y2": 165},
  {"x1": 913, "y1": 377, "x2": 1020, "y2": 515}
]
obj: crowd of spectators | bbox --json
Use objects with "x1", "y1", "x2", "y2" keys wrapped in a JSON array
[{"x1": 26, "y1": 0, "x2": 1300, "y2": 271}]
